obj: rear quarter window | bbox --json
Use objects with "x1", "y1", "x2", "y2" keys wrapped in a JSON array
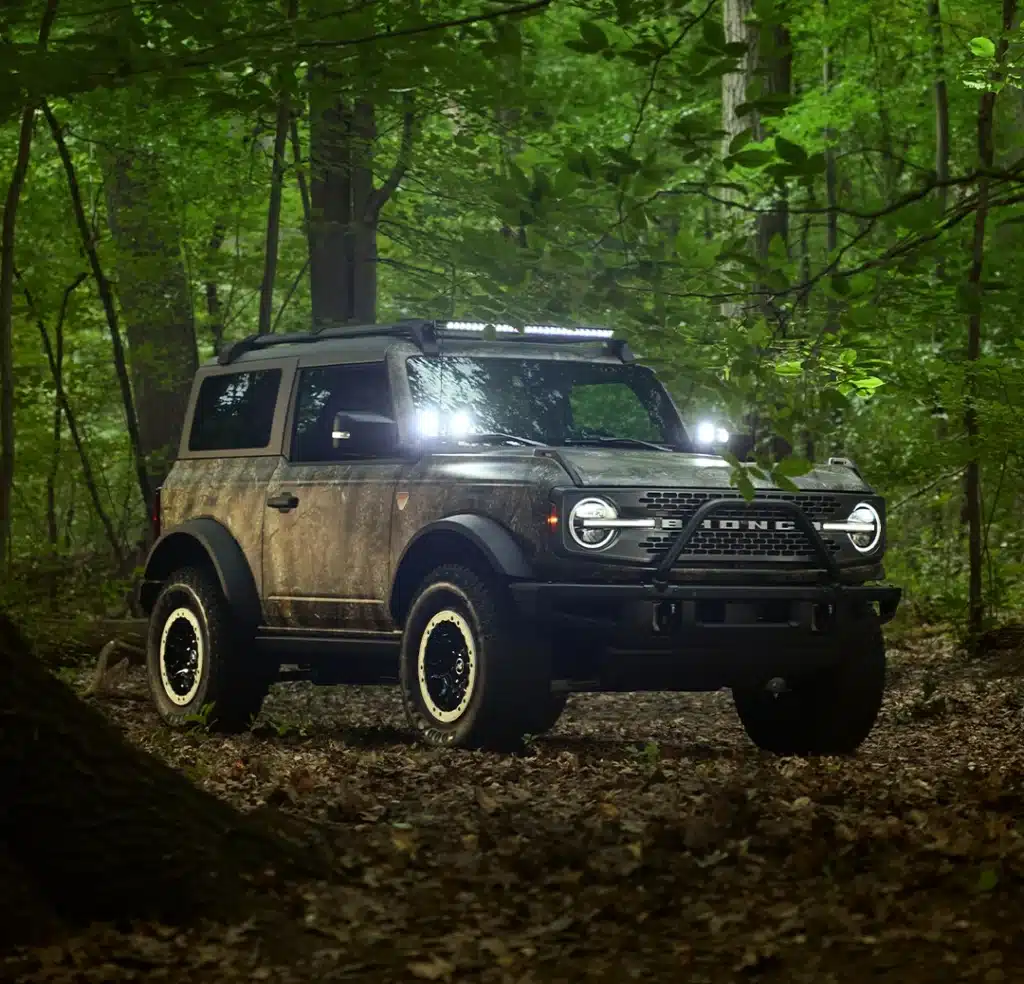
[{"x1": 188, "y1": 369, "x2": 282, "y2": 452}]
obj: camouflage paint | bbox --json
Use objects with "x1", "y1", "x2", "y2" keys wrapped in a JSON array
[
  {"x1": 552, "y1": 448, "x2": 872, "y2": 492},
  {"x1": 261, "y1": 461, "x2": 402, "y2": 629},
  {"x1": 160, "y1": 456, "x2": 279, "y2": 599}
]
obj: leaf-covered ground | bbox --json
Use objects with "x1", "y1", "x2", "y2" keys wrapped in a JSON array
[{"x1": 7, "y1": 630, "x2": 1024, "y2": 983}]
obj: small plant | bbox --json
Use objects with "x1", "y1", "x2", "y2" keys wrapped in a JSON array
[{"x1": 182, "y1": 701, "x2": 216, "y2": 731}]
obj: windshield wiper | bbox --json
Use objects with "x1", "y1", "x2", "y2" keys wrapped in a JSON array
[
  {"x1": 454, "y1": 432, "x2": 548, "y2": 448},
  {"x1": 563, "y1": 436, "x2": 674, "y2": 452}
]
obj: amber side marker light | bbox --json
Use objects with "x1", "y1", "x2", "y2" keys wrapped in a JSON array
[{"x1": 546, "y1": 506, "x2": 559, "y2": 530}]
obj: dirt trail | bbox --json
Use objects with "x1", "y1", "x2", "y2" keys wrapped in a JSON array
[{"x1": 7, "y1": 633, "x2": 1024, "y2": 983}]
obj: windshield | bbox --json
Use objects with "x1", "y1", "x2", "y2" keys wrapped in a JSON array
[{"x1": 405, "y1": 355, "x2": 687, "y2": 449}]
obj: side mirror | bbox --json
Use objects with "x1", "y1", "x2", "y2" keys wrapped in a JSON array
[{"x1": 331, "y1": 411, "x2": 398, "y2": 451}]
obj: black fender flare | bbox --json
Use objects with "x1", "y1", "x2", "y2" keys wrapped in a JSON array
[
  {"x1": 389, "y1": 513, "x2": 533, "y2": 613},
  {"x1": 139, "y1": 518, "x2": 262, "y2": 630}
]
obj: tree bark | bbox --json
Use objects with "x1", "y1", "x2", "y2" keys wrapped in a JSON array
[
  {"x1": 822, "y1": 0, "x2": 840, "y2": 333},
  {"x1": 43, "y1": 103, "x2": 153, "y2": 522},
  {"x1": 308, "y1": 77, "x2": 414, "y2": 328},
  {"x1": 259, "y1": 89, "x2": 293, "y2": 334},
  {"x1": 927, "y1": 0, "x2": 950, "y2": 218},
  {"x1": 104, "y1": 150, "x2": 198, "y2": 493},
  {"x1": 258, "y1": 0, "x2": 299, "y2": 335},
  {"x1": 964, "y1": 0, "x2": 1018, "y2": 642},
  {"x1": 0, "y1": 0, "x2": 60, "y2": 565},
  {"x1": 0, "y1": 612, "x2": 314, "y2": 949}
]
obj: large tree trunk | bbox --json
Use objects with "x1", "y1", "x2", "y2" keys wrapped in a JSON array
[
  {"x1": 0, "y1": 612, "x2": 313, "y2": 949},
  {"x1": 105, "y1": 152, "x2": 198, "y2": 492},
  {"x1": 308, "y1": 74, "x2": 413, "y2": 329},
  {"x1": 721, "y1": 1, "x2": 791, "y2": 316},
  {"x1": 964, "y1": 0, "x2": 1018, "y2": 642}
]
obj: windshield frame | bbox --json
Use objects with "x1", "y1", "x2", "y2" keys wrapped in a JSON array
[{"x1": 399, "y1": 351, "x2": 691, "y2": 452}]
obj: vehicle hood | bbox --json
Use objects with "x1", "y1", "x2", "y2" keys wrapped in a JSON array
[{"x1": 552, "y1": 448, "x2": 872, "y2": 492}]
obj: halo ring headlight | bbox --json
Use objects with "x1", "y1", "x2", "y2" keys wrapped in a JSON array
[
  {"x1": 568, "y1": 497, "x2": 618, "y2": 550},
  {"x1": 848, "y1": 502, "x2": 882, "y2": 554}
]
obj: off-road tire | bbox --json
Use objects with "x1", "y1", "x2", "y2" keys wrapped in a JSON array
[
  {"x1": 732, "y1": 621, "x2": 886, "y2": 756},
  {"x1": 399, "y1": 563, "x2": 551, "y2": 750},
  {"x1": 146, "y1": 566, "x2": 270, "y2": 733},
  {"x1": 528, "y1": 692, "x2": 569, "y2": 737}
]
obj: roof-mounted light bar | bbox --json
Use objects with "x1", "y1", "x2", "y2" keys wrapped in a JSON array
[{"x1": 441, "y1": 321, "x2": 614, "y2": 339}]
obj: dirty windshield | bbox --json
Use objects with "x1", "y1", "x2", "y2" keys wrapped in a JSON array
[{"x1": 405, "y1": 355, "x2": 686, "y2": 449}]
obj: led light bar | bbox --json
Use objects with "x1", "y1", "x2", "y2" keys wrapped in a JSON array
[
  {"x1": 442, "y1": 321, "x2": 518, "y2": 333},
  {"x1": 523, "y1": 325, "x2": 613, "y2": 338},
  {"x1": 441, "y1": 321, "x2": 614, "y2": 339}
]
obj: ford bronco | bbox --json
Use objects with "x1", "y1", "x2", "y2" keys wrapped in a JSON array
[{"x1": 138, "y1": 320, "x2": 901, "y2": 753}]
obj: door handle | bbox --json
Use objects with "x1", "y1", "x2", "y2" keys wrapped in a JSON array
[{"x1": 266, "y1": 493, "x2": 299, "y2": 512}]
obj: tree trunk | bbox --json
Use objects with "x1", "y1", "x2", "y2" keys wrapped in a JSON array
[
  {"x1": 754, "y1": 24, "x2": 791, "y2": 263},
  {"x1": 964, "y1": 0, "x2": 1018, "y2": 642},
  {"x1": 105, "y1": 151, "x2": 198, "y2": 492},
  {"x1": 309, "y1": 74, "x2": 354, "y2": 329},
  {"x1": 0, "y1": 107, "x2": 36, "y2": 565},
  {"x1": 0, "y1": 611, "x2": 314, "y2": 949},
  {"x1": 259, "y1": 89, "x2": 293, "y2": 334},
  {"x1": 44, "y1": 103, "x2": 153, "y2": 519},
  {"x1": 822, "y1": 0, "x2": 840, "y2": 333},
  {"x1": 308, "y1": 76, "x2": 414, "y2": 328},
  {"x1": 927, "y1": 0, "x2": 950, "y2": 217},
  {"x1": 0, "y1": 0, "x2": 60, "y2": 565}
]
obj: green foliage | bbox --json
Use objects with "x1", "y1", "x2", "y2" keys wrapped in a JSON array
[{"x1": 3, "y1": 0, "x2": 1024, "y2": 626}]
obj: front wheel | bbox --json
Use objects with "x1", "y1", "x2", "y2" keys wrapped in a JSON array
[
  {"x1": 732, "y1": 621, "x2": 886, "y2": 756},
  {"x1": 399, "y1": 564, "x2": 550, "y2": 749},
  {"x1": 146, "y1": 566, "x2": 271, "y2": 733}
]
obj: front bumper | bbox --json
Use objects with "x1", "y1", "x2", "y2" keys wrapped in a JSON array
[
  {"x1": 511, "y1": 580, "x2": 901, "y2": 625},
  {"x1": 510, "y1": 580, "x2": 901, "y2": 691}
]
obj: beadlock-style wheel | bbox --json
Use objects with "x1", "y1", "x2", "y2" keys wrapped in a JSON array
[
  {"x1": 417, "y1": 609, "x2": 477, "y2": 723},
  {"x1": 146, "y1": 566, "x2": 271, "y2": 733},
  {"x1": 399, "y1": 563, "x2": 552, "y2": 750},
  {"x1": 158, "y1": 607, "x2": 205, "y2": 706}
]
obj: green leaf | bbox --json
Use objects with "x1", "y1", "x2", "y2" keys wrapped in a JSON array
[
  {"x1": 727, "y1": 149, "x2": 774, "y2": 168},
  {"x1": 969, "y1": 37, "x2": 996, "y2": 58},
  {"x1": 773, "y1": 474, "x2": 799, "y2": 493},
  {"x1": 578, "y1": 20, "x2": 609, "y2": 52},
  {"x1": 774, "y1": 135, "x2": 807, "y2": 165},
  {"x1": 851, "y1": 376, "x2": 885, "y2": 391},
  {"x1": 728, "y1": 128, "x2": 754, "y2": 155},
  {"x1": 774, "y1": 360, "x2": 804, "y2": 376},
  {"x1": 977, "y1": 867, "x2": 999, "y2": 892},
  {"x1": 775, "y1": 456, "x2": 813, "y2": 477}
]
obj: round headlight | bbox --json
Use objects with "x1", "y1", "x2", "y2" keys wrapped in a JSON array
[
  {"x1": 568, "y1": 497, "x2": 618, "y2": 550},
  {"x1": 848, "y1": 502, "x2": 882, "y2": 554}
]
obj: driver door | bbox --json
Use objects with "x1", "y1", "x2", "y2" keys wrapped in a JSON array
[{"x1": 261, "y1": 359, "x2": 401, "y2": 630}]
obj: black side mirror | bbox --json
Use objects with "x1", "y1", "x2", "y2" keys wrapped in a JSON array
[{"x1": 331, "y1": 411, "x2": 398, "y2": 452}]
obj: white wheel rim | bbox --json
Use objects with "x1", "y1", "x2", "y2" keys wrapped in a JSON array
[
  {"x1": 159, "y1": 607, "x2": 204, "y2": 706},
  {"x1": 417, "y1": 609, "x2": 476, "y2": 723}
]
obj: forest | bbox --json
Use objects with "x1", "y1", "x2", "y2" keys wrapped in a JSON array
[{"x1": 2, "y1": 0, "x2": 1024, "y2": 980}]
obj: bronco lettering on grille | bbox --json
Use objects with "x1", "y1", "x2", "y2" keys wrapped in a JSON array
[{"x1": 660, "y1": 518, "x2": 820, "y2": 531}]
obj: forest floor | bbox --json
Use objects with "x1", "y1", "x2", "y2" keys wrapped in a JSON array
[{"x1": 6, "y1": 627, "x2": 1024, "y2": 983}]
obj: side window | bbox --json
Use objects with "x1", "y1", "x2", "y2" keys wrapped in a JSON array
[
  {"x1": 569, "y1": 382, "x2": 660, "y2": 442},
  {"x1": 292, "y1": 362, "x2": 395, "y2": 462},
  {"x1": 188, "y1": 369, "x2": 281, "y2": 452}
]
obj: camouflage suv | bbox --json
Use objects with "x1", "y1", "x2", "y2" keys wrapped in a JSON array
[{"x1": 139, "y1": 320, "x2": 900, "y2": 753}]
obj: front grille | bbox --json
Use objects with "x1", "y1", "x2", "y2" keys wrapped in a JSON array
[
  {"x1": 636, "y1": 494, "x2": 843, "y2": 562},
  {"x1": 638, "y1": 489, "x2": 841, "y2": 520}
]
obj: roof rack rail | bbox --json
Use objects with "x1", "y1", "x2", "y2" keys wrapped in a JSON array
[{"x1": 216, "y1": 319, "x2": 630, "y2": 365}]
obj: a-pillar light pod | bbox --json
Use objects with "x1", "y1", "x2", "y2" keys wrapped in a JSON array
[{"x1": 694, "y1": 421, "x2": 730, "y2": 446}]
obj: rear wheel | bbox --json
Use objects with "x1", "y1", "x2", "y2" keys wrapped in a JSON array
[
  {"x1": 528, "y1": 692, "x2": 569, "y2": 736},
  {"x1": 399, "y1": 564, "x2": 550, "y2": 749},
  {"x1": 146, "y1": 566, "x2": 271, "y2": 733},
  {"x1": 732, "y1": 621, "x2": 886, "y2": 756}
]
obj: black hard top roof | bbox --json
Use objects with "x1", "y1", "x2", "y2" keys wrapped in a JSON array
[{"x1": 211, "y1": 319, "x2": 635, "y2": 367}]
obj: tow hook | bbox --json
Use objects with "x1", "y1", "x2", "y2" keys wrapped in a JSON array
[{"x1": 766, "y1": 676, "x2": 788, "y2": 695}]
